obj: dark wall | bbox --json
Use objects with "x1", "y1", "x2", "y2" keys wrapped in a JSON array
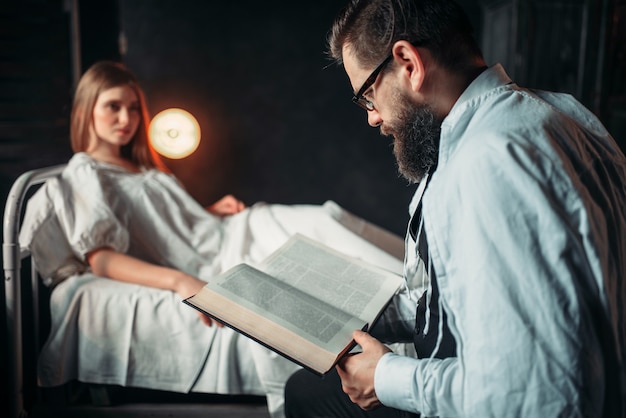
[{"x1": 117, "y1": 0, "x2": 419, "y2": 236}]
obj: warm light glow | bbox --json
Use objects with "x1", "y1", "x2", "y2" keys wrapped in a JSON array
[{"x1": 149, "y1": 108, "x2": 201, "y2": 159}]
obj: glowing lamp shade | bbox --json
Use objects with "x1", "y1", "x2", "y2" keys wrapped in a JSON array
[{"x1": 149, "y1": 108, "x2": 201, "y2": 159}]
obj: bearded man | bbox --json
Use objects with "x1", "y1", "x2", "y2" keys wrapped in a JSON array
[{"x1": 284, "y1": 0, "x2": 626, "y2": 417}]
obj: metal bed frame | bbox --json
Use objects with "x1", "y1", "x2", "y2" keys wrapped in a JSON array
[{"x1": 3, "y1": 164, "x2": 66, "y2": 418}]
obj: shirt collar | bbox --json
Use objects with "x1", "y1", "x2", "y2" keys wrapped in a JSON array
[
  {"x1": 435, "y1": 64, "x2": 514, "y2": 170},
  {"x1": 450, "y1": 63, "x2": 513, "y2": 119}
]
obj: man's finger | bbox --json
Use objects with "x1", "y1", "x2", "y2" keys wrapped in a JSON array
[{"x1": 352, "y1": 329, "x2": 376, "y2": 348}]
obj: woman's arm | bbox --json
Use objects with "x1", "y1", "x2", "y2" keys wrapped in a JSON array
[
  {"x1": 87, "y1": 247, "x2": 217, "y2": 326},
  {"x1": 87, "y1": 247, "x2": 204, "y2": 298}
]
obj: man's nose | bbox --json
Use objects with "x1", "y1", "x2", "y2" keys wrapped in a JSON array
[{"x1": 367, "y1": 109, "x2": 382, "y2": 127}]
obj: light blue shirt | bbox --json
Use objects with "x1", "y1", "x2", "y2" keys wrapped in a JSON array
[{"x1": 374, "y1": 64, "x2": 626, "y2": 417}]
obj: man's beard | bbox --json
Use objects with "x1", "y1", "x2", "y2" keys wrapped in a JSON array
[{"x1": 383, "y1": 90, "x2": 441, "y2": 183}]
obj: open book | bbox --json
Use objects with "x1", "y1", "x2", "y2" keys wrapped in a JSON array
[{"x1": 183, "y1": 234, "x2": 404, "y2": 376}]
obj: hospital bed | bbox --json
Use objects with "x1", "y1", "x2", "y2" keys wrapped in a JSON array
[{"x1": 3, "y1": 164, "x2": 272, "y2": 418}]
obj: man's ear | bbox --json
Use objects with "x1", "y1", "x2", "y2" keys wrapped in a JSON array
[{"x1": 391, "y1": 40, "x2": 425, "y2": 93}]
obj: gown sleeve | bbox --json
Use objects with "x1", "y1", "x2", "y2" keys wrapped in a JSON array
[{"x1": 51, "y1": 155, "x2": 130, "y2": 260}]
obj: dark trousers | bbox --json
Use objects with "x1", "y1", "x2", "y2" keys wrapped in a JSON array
[{"x1": 284, "y1": 367, "x2": 420, "y2": 418}]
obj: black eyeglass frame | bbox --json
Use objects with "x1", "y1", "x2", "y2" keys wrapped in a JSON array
[{"x1": 351, "y1": 54, "x2": 393, "y2": 111}]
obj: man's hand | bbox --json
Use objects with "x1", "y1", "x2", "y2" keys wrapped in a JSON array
[
  {"x1": 336, "y1": 330, "x2": 391, "y2": 411},
  {"x1": 207, "y1": 195, "x2": 245, "y2": 216}
]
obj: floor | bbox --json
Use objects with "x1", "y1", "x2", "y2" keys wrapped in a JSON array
[
  {"x1": 28, "y1": 403, "x2": 271, "y2": 418},
  {"x1": 23, "y1": 385, "x2": 271, "y2": 418}
]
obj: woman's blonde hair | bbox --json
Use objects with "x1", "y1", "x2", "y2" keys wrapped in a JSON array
[{"x1": 70, "y1": 60, "x2": 168, "y2": 171}]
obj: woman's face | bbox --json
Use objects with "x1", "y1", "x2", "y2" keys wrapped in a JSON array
[{"x1": 90, "y1": 85, "x2": 141, "y2": 152}]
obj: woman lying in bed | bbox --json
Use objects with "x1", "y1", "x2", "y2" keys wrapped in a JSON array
[{"x1": 18, "y1": 61, "x2": 410, "y2": 418}]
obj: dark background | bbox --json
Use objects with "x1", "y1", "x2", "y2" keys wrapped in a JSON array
[{"x1": 1, "y1": 0, "x2": 625, "y2": 414}]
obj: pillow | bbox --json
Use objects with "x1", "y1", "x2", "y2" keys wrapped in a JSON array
[{"x1": 19, "y1": 180, "x2": 88, "y2": 287}]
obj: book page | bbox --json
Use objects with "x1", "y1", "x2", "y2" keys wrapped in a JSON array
[
  {"x1": 185, "y1": 281, "x2": 356, "y2": 374},
  {"x1": 260, "y1": 234, "x2": 403, "y2": 325},
  {"x1": 210, "y1": 264, "x2": 367, "y2": 354},
  {"x1": 185, "y1": 234, "x2": 404, "y2": 374}
]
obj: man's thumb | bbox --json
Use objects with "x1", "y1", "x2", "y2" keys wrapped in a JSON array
[{"x1": 352, "y1": 329, "x2": 374, "y2": 347}]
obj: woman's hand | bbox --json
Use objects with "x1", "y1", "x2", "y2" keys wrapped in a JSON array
[
  {"x1": 174, "y1": 273, "x2": 206, "y2": 299},
  {"x1": 207, "y1": 195, "x2": 245, "y2": 216},
  {"x1": 175, "y1": 273, "x2": 224, "y2": 328}
]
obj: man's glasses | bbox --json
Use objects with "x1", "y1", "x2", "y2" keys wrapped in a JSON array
[{"x1": 352, "y1": 55, "x2": 393, "y2": 111}]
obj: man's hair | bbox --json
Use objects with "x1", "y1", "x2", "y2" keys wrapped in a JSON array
[
  {"x1": 327, "y1": 0, "x2": 483, "y2": 71},
  {"x1": 70, "y1": 60, "x2": 168, "y2": 171}
]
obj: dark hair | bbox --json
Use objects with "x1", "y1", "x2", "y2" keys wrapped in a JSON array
[{"x1": 327, "y1": 0, "x2": 483, "y2": 71}]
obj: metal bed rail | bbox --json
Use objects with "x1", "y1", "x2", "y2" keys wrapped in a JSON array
[{"x1": 3, "y1": 164, "x2": 65, "y2": 418}]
